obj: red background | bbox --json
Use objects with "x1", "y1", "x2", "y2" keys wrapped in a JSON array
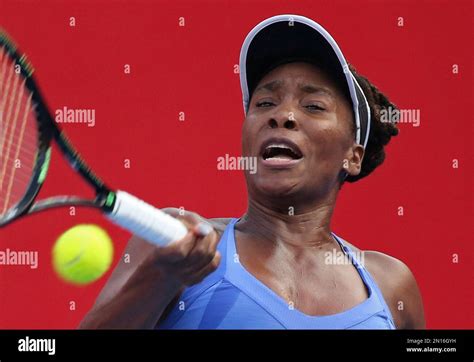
[{"x1": 0, "y1": 0, "x2": 472, "y2": 329}]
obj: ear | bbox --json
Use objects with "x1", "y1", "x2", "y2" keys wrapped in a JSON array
[{"x1": 342, "y1": 144, "x2": 365, "y2": 177}]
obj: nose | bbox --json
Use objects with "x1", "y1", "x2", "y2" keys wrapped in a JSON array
[{"x1": 267, "y1": 105, "x2": 298, "y2": 130}]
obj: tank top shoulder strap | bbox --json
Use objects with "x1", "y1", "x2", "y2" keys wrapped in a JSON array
[
  {"x1": 177, "y1": 219, "x2": 235, "y2": 302},
  {"x1": 331, "y1": 232, "x2": 396, "y2": 326}
]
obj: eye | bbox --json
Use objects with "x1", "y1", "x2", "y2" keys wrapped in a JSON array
[
  {"x1": 304, "y1": 104, "x2": 325, "y2": 112},
  {"x1": 256, "y1": 101, "x2": 275, "y2": 108}
]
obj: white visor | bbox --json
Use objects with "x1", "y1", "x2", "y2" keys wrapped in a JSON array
[{"x1": 239, "y1": 14, "x2": 371, "y2": 148}]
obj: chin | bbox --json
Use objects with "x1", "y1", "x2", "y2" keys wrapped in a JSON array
[{"x1": 252, "y1": 177, "x2": 301, "y2": 199}]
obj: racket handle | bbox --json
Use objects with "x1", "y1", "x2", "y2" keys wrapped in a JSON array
[{"x1": 106, "y1": 190, "x2": 188, "y2": 246}]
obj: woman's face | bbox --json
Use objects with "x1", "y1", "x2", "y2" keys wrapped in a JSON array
[{"x1": 242, "y1": 62, "x2": 363, "y2": 203}]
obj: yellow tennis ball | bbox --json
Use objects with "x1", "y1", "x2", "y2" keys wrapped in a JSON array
[{"x1": 52, "y1": 224, "x2": 113, "y2": 286}]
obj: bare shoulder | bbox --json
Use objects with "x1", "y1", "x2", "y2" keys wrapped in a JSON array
[
  {"x1": 208, "y1": 217, "x2": 233, "y2": 234},
  {"x1": 160, "y1": 208, "x2": 232, "y2": 236},
  {"x1": 358, "y1": 248, "x2": 426, "y2": 329}
]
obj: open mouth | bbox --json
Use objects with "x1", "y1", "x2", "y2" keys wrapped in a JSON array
[
  {"x1": 259, "y1": 138, "x2": 303, "y2": 167},
  {"x1": 261, "y1": 139, "x2": 303, "y2": 160}
]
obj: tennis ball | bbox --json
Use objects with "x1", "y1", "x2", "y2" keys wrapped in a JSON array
[{"x1": 52, "y1": 224, "x2": 113, "y2": 286}]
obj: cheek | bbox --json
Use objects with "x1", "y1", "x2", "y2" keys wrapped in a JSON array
[
  {"x1": 307, "y1": 98, "x2": 354, "y2": 150},
  {"x1": 241, "y1": 116, "x2": 259, "y2": 155},
  {"x1": 304, "y1": 119, "x2": 352, "y2": 164}
]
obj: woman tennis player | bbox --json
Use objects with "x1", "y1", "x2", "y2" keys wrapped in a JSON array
[{"x1": 80, "y1": 14, "x2": 425, "y2": 329}]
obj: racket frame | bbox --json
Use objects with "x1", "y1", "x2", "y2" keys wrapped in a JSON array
[{"x1": 0, "y1": 31, "x2": 114, "y2": 227}]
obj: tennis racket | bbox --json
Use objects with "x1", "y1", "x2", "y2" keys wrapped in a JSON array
[{"x1": 0, "y1": 29, "x2": 188, "y2": 246}]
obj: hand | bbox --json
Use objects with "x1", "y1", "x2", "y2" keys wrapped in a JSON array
[{"x1": 138, "y1": 209, "x2": 221, "y2": 287}]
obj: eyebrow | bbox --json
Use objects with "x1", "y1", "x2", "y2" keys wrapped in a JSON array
[
  {"x1": 253, "y1": 80, "x2": 335, "y2": 99},
  {"x1": 253, "y1": 80, "x2": 283, "y2": 94},
  {"x1": 299, "y1": 84, "x2": 335, "y2": 98}
]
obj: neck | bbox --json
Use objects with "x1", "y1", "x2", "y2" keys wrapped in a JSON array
[{"x1": 238, "y1": 189, "x2": 339, "y2": 248}]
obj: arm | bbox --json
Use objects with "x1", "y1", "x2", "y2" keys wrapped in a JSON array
[
  {"x1": 365, "y1": 252, "x2": 426, "y2": 329},
  {"x1": 394, "y1": 260, "x2": 426, "y2": 329},
  {"x1": 78, "y1": 236, "x2": 181, "y2": 329},
  {"x1": 79, "y1": 210, "x2": 221, "y2": 329}
]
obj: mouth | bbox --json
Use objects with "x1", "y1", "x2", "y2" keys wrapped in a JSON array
[{"x1": 260, "y1": 137, "x2": 303, "y2": 168}]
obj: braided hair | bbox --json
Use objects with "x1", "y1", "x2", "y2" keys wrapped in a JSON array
[{"x1": 345, "y1": 64, "x2": 399, "y2": 183}]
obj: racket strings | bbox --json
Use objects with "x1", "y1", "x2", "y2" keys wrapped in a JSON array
[
  {"x1": 0, "y1": 168, "x2": 35, "y2": 208},
  {"x1": 0, "y1": 46, "x2": 37, "y2": 217},
  {"x1": 1, "y1": 139, "x2": 37, "y2": 159},
  {"x1": 0, "y1": 171, "x2": 31, "y2": 185}
]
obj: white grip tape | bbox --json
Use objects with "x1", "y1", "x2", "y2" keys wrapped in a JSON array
[{"x1": 107, "y1": 190, "x2": 188, "y2": 246}]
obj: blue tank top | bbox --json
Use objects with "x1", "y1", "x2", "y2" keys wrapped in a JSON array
[{"x1": 157, "y1": 218, "x2": 396, "y2": 329}]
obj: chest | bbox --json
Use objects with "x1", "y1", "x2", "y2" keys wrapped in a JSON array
[{"x1": 235, "y1": 236, "x2": 370, "y2": 316}]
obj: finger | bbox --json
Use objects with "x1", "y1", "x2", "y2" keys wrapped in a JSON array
[
  {"x1": 173, "y1": 209, "x2": 200, "y2": 223},
  {"x1": 184, "y1": 251, "x2": 221, "y2": 286},
  {"x1": 179, "y1": 247, "x2": 220, "y2": 281},
  {"x1": 161, "y1": 208, "x2": 181, "y2": 218},
  {"x1": 192, "y1": 221, "x2": 214, "y2": 237},
  {"x1": 206, "y1": 228, "x2": 220, "y2": 255},
  {"x1": 185, "y1": 231, "x2": 218, "y2": 270},
  {"x1": 157, "y1": 230, "x2": 198, "y2": 263},
  {"x1": 161, "y1": 212, "x2": 205, "y2": 252},
  {"x1": 162, "y1": 209, "x2": 213, "y2": 238},
  {"x1": 152, "y1": 209, "x2": 214, "y2": 266}
]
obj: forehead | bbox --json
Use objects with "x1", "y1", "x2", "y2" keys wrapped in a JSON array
[{"x1": 252, "y1": 61, "x2": 352, "y2": 106}]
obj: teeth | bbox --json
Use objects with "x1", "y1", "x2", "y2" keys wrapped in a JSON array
[
  {"x1": 262, "y1": 141, "x2": 302, "y2": 161},
  {"x1": 266, "y1": 144, "x2": 293, "y2": 151}
]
